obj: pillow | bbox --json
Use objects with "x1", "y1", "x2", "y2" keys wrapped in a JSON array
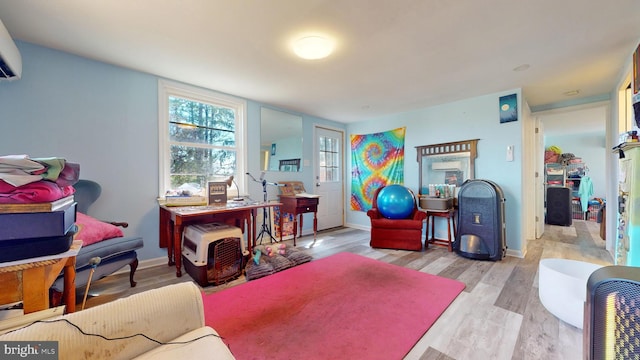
[
  {"x1": 245, "y1": 256, "x2": 275, "y2": 281},
  {"x1": 74, "y1": 212, "x2": 124, "y2": 246},
  {"x1": 265, "y1": 253, "x2": 295, "y2": 272},
  {"x1": 282, "y1": 247, "x2": 313, "y2": 265}
]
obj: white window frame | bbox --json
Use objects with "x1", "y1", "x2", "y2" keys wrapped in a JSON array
[{"x1": 158, "y1": 79, "x2": 247, "y2": 198}]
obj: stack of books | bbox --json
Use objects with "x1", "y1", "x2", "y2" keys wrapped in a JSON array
[
  {"x1": 0, "y1": 195, "x2": 75, "y2": 213},
  {"x1": 0, "y1": 195, "x2": 77, "y2": 263},
  {"x1": 159, "y1": 195, "x2": 207, "y2": 207}
]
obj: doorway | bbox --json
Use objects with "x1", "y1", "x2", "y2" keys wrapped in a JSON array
[
  {"x1": 533, "y1": 102, "x2": 608, "y2": 238},
  {"x1": 314, "y1": 125, "x2": 345, "y2": 230}
]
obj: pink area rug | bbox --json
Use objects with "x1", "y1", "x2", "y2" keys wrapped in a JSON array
[{"x1": 203, "y1": 252, "x2": 465, "y2": 360}]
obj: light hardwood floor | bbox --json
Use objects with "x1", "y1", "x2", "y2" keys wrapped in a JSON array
[{"x1": 81, "y1": 219, "x2": 611, "y2": 360}]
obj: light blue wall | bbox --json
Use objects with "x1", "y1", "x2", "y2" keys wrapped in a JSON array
[
  {"x1": 346, "y1": 91, "x2": 524, "y2": 253},
  {"x1": 0, "y1": 41, "x2": 344, "y2": 261}
]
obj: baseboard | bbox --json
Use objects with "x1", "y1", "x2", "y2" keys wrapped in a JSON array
[
  {"x1": 345, "y1": 222, "x2": 369, "y2": 231},
  {"x1": 112, "y1": 256, "x2": 167, "y2": 275},
  {"x1": 506, "y1": 248, "x2": 524, "y2": 258}
]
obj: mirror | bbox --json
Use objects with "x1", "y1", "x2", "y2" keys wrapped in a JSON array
[
  {"x1": 260, "y1": 107, "x2": 303, "y2": 172},
  {"x1": 416, "y1": 139, "x2": 478, "y2": 197}
]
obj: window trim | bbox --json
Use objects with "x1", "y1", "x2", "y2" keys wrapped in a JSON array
[{"x1": 158, "y1": 79, "x2": 247, "y2": 198}]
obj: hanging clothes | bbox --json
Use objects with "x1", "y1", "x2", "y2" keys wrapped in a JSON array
[{"x1": 578, "y1": 175, "x2": 594, "y2": 213}]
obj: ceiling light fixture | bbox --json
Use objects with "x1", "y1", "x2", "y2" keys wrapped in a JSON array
[
  {"x1": 293, "y1": 36, "x2": 334, "y2": 60},
  {"x1": 512, "y1": 64, "x2": 530, "y2": 72},
  {"x1": 563, "y1": 90, "x2": 580, "y2": 96}
]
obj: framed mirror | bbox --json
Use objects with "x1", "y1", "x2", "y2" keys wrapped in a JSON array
[
  {"x1": 416, "y1": 139, "x2": 479, "y2": 197},
  {"x1": 260, "y1": 107, "x2": 303, "y2": 172}
]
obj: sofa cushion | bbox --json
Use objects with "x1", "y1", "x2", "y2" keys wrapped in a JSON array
[
  {"x1": 74, "y1": 235, "x2": 143, "y2": 269},
  {"x1": 0, "y1": 283, "x2": 212, "y2": 360},
  {"x1": 134, "y1": 327, "x2": 235, "y2": 360},
  {"x1": 74, "y1": 212, "x2": 124, "y2": 246},
  {"x1": 370, "y1": 217, "x2": 424, "y2": 230}
]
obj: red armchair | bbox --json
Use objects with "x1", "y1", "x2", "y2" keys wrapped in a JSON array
[{"x1": 367, "y1": 186, "x2": 427, "y2": 251}]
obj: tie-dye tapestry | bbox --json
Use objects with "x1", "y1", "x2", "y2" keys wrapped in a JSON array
[{"x1": 350, "y1": 127, "x2": 406, "y2": 211}]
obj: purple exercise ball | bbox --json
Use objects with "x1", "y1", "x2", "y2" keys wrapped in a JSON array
[{"x1": 376, "y1": 185, "x2": 415, "y2": 219}]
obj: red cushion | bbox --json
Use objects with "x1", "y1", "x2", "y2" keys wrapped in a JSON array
[
  {"x1": 370, "y1": 217, "x2": 424, "y2": 230},
  {"x1": 74, "y1": 212, "x2": 123, "y2": 246}
]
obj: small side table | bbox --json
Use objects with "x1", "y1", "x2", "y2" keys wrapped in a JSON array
[
  {"x1": 426, "y1": 209, "x2": 456, "y2": 252},
  {"x1": 278, "y1": 195, "x2": 319, "y2": 246},
  {"x1": 0, "y1": 240, "x2": 81, "y2": 314}
]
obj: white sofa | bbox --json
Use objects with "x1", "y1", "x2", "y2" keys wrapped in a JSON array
[{"x1": 0, "y1": 282, "x2": 235, "y2": 359}]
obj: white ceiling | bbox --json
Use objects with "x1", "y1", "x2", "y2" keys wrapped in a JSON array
[{"x1": 0, "y1": 0, "x2": 639, "y2": 124}]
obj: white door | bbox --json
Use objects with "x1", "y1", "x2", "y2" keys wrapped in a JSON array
[
  {"x1": 536, "y1": 118, "x2": 546, "y2": 238},
  {"x1": 314, "y1": 126, "x2": 344, "y2": 230}
]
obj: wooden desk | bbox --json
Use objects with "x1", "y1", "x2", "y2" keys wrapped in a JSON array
[
  {"x1": 278, "y1": 195, "x2": 319, "y2": 246},
  {"x1": 159, "y1": 201, "x2": 281, "y2": 277},
  {"x1": 0, "y1": 240, "x2": 81, "y2": 314}
]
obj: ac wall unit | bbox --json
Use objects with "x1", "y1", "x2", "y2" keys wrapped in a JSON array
[
  {"x1": 0, "y1": 19, "x2": 22, "y2": 80},
  {"x1": 432, "y1": 161, "x2": 461, "y2": 170}
]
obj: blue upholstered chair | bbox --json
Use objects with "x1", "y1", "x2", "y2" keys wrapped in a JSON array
[{"x1": 51, "y1": 180, "x2": 144, "y2": 305}]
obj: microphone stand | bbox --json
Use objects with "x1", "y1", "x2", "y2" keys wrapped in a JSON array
[{"x1": 246, "y1": 172, "x2": 282, "y2": 244}]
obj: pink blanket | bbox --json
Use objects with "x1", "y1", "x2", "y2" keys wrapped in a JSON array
[{"x1": 0, "y1": 180, "x2": 75, "y2": 203}]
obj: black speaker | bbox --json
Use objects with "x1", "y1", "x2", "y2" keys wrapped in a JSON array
[
  {"x1": 455, "y1": 179, "x2": 506, "y2": 261},
  {"x1": 545, "y1": 187, "x2": 572, "y2": 226},
  {"x1": 584, "y1": 266, "x2": 640, "y2": 360}
]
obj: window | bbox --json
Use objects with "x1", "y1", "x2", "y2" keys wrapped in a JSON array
[
  {"x1": 319, "y1": 135, "x2": 340, "y2": 182},
  {"x1": 158, "y1": 80, "x2": 246, "y2": 197}
]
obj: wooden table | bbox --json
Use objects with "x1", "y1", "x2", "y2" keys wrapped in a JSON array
[
  {"x1": 278, "y1": 195, "x2": 319, "y2": 246},
  {"x1": 0, "y1": 240, "x2": 81, "y2": 314},
  {"x1": 159, "y1": 201, "x2": 281, "y2": 277},
  {"x1": 425, "y1": 208, "x2": 457, "y2": 252}
]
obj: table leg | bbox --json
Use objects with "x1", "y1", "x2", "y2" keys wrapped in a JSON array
[
  {"x1": 297, "y1": 214, "x2": 304, "y2": 247},
  {"x1": 63, "y1": 257, "x2": 76, "y2": 313},
  {"x1": 167, "y1": 219, "x2": 175, "y2": 266},
  {"x1": 279, "y1": 210, "x2": 284, "y2": 242},
  {"x1": 249, "y1": 208, "x2": 257, "y2": 254},
  {"x1": 292, "y1": 215, "x2": 298, "y2": 245},
  {"x1": 313, "y1": 211, "x2": 317, "y2": 242},
  {"x1": 22, "y1": 266, "x2": 48, "y2": 314},
  {"x1": 446, "y1": 216, "x2": 452, "y2": 252},
  {"x1": 430, "y1": 215, "x2": 435, "y2": 243},
  {"x1": 173, "y1": 222, "x2": 183, "y2": 277},
  {"x1": 299, "y1": 214, "x2": 303, "y2": 236}
]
